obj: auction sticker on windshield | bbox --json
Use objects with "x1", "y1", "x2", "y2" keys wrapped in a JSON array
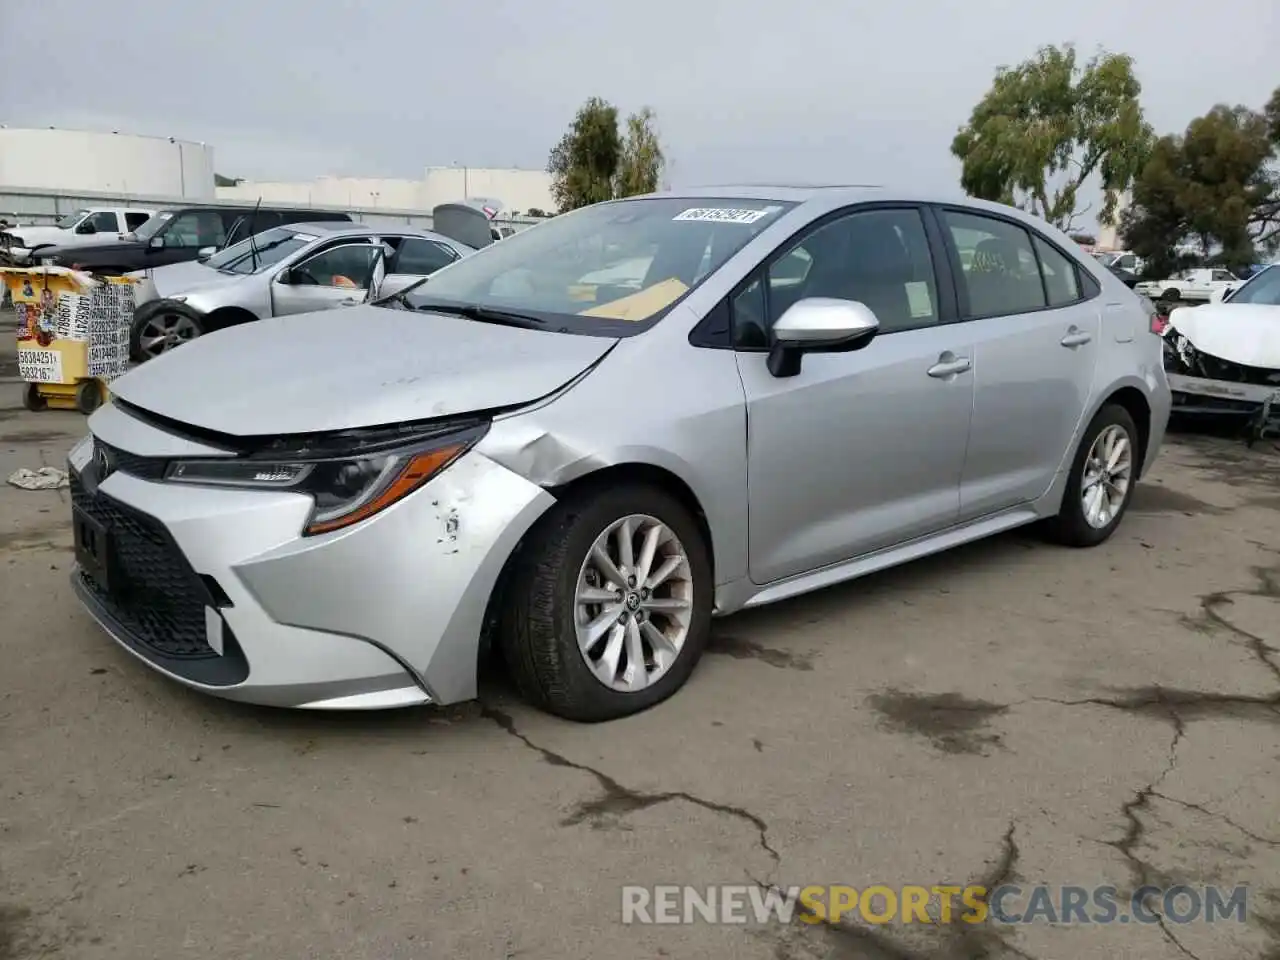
[{"x1": 672, "y1": 207, "x2": 781, "y2": 224}]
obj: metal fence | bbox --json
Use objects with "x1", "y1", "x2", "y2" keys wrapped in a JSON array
[{"x1": 0, "y1": 184, "x2": 542, "y2": 233}]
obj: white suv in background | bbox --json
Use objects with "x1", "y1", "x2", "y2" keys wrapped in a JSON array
[{"x1": 0, "y1": 207, "x2": 156, "y2": 264}]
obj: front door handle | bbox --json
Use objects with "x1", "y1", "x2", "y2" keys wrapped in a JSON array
[
  {"x1": 1060, "y1": 328, "x2": 1093, "y2": 348},
  {"x1": 927, "y1": 356, "x2": 972, "y2": 378}
]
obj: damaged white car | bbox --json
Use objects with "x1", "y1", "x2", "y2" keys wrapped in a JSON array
[{"x1": 1161, "y1": 264, "x2": 1280, "y2": 444}]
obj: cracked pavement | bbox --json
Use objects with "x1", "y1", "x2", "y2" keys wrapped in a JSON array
[{"x1": 2, "y1": 330, "x2": 1279, "y2": 957}]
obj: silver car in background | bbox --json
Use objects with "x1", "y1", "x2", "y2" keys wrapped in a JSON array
[
  {"x1": 69, "y1": 186, "x2": 1170, "y2": 721},
  {"x1": 128, "y1": 223, "x2": 476, "y2": 360}
]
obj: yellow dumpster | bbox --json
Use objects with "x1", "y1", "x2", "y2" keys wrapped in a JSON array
[{"x1": 3, "y1": 266, "x2": 134, "y2": 414}]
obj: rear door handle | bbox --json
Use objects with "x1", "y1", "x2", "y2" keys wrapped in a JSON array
[
  {"x1": 1060, "y1": 328, "x2": 1093, "y2": 348},
  {"x1": 927, "y1": 356, "x2": 972, "y2": 378}
]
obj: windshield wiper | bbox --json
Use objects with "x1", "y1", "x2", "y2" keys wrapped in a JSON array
[{"x1": 413, "y1": 300, "x2": 546, "y2": 328}]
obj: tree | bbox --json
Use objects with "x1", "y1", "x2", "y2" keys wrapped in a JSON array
[
  {"x1": 1121, "y1": 89, "x2": 1280, "y2": 274},
  {"x1": 525, "y1": 207, "x2": 550, "y2": 218},
  {"x1": 614, "y1": 107, "x2": 665, "y2": 198},
  {"x1": 547, "y1": 98, "x2": 666, "y2": 212},
  {"x1": 951, "y1": 44, "x2": 1153, "y2": 231}
]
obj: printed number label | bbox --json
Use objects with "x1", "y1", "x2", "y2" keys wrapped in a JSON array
[
  {"x1": 17, "y1": 348, "x2": 64, "y2": 383},
  {"x1": 672, "y1": 207, "x2": 780, "y2": 224}
]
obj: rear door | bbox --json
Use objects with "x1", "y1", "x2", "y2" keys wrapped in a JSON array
[
  {"x1": 937, "y1": 207, "x2": 1102, "y2": 520},
  {"x1": 380, "y1": 235, "x2": 462, "y2": 296}
]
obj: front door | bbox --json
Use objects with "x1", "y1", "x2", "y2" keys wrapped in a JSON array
[
  {"x1": 271, "y1": 241, "x2": 381, "y2": 316},
  {"x1": 148, "y1": 210, "x2": 228, "y2": 266},
  {"x1": 735, "y1": 205, "x2": 975, "y2": 586},
  {"x1": 937, "y1": 208, "x2": 1102, "y2": 519}
]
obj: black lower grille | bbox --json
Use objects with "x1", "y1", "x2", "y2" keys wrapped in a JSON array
[{"x1": 70, "y1": 472, "x2": 216, "y2": 659}]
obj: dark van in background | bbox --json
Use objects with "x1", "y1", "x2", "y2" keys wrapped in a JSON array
[{"x1": 38, "y1": 205, "x2": 354, "y2": 274}]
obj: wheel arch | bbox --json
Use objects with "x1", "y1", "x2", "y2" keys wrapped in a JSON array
[
  {"x1": 478, "y1": 460, "x2": 718, "y2": 676},
  {"x1": 203, "y1": 305, "x2": 261, "y2": 332},
  {"x1": 545, "y1": 462, "x2": 716, "y2": 579},
  {"x1": 1097, "y1": 385, "x2": 1152, "y2": 477}
]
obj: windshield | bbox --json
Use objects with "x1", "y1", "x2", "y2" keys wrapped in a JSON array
[
  {"x1": 205, "y1": 227, "x2": 315, "y2": 274},
  {"x1": 55, "y1": 209, "x2": 91, "y2": 228},
  {"x1": 1226, "y1": 265, "x2": 1280, "y2": 306},
  {"x1": 403, "y1": 197, "x2": 795, "y2": 330},
  {"x1": 133, "y1": 211, "x2": 175, "y2": 241}
]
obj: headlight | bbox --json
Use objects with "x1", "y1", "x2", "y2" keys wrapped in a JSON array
[{"x1": 165, "y1": 424, "x2": 485, "y2": 536}]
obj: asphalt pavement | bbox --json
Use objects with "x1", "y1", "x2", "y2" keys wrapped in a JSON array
[{"x1": 1, "y1": 313, "x2": 1278, "y2": 960}]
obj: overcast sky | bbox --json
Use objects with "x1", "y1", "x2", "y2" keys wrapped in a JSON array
[{"x1": 1, "y1": 0, "x2": 1276, "y2": 209}]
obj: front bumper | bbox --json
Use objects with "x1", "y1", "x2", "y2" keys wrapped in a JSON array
[
  {"x1": 0, "y1": 245, "x2": 32, "y2": 266},
  {"x1": 68, "y1": 403, "x2": 556, "y2": 709},
  {"x1": 1168, "y1": 373, "x2": 1280, "y2": 440}
]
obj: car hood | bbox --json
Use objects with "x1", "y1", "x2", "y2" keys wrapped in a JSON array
[
  {"x1": 109, "y1": 304, "x2": 619, "y2": 436},
  {"x1": 42, "y1": 239, "x2": 145, "y2": 263},
  {"x1": 8, "y1": 226, "x2": 75, "y2": 247},
  {"x1": 133, "y1": 260, "x2": 240, "y2": 303},
  {"x1": 1167, "y1": 303, "x2": 1280, "y2": 368}
]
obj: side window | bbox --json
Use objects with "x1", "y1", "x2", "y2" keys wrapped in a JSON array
[
  {"x1": 1116, "y1": 254, "x2": 1136, "y2": 270},
  {"x1": 1032, "y1": 236, "x2": 1082, "y2": 307},
  {"x1": 759, "y1": 207, "x2": 940, "y2": 337},
  {"x1": 943, "y1": 211, "x2": 1046, "y2": 317},
  {"x1": 293, "y1": 243, "x2": 380, "y2": 288},
  {"x1": 731, "y1": 277, "x2": 768, "y2": 348},
  {"x1": 390, "y1": 237, "x2": 458, "y2": 275},
  {"x1": 1211, "y1": 269, "x2": 1235, "y2": 282},
  {"x1": 164, "y1": 211, "x2": 227, "y2": 248},
  {"x1": 86, "y1": 211, "x2": 118, "y2": 233},
  {"x1": 124, "y1": 212, "x2": 151, "y2": 231}
]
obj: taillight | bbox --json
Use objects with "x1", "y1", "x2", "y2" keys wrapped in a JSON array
[{"x1": 1150, "y1": 314, "x2": 1169, "y2": 335}]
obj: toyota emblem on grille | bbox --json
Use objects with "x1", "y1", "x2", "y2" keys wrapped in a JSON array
[{"x1": 93, "y1": 443, "x2": 113, "y2": 480}]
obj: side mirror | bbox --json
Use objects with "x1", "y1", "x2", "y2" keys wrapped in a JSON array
[
  {"x1": 196, "y1": 246, "x2": 216, "y2": 261},
  {"x1": 767, "y1": 298, "x2": 880, "y2": 378},
  {"x1": 148, "y1": 236, "x2": 164, "y2": 250},
  {"x1": 77, "y1": 221, "x2": 97, "y2": 235}
]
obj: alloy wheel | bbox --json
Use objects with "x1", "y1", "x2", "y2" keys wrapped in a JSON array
[
  {"x1": 573, "y1": 514, "x2": 694, "y2": 692},
  {"x1": 1081, "y1": 424, "x2": 1133, "y2": 529},
  {"x1": 139, "y1": 312, "x2": 200, "y2": 358}
]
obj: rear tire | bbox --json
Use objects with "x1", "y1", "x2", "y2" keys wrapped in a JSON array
[
  {"x1": 1160, "y1": 288, "x2": 1181, "y2": 302},
  {"x1": 500, "y1": 483, "x2": 713, "y2": 722},
  {"x1": 1045, "y1": 404, "x2": 1140, "y2": 547}
]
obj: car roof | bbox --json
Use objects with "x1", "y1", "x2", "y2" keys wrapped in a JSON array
[
  {"x1": 626, "y1": 183, "x2": 1045, "y2": 219},
  {"x1": 283, "y1": 222, "x2": 465, "y2": 245}
]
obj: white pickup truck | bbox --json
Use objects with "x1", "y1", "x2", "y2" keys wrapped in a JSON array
[
  {"x1": 0, "y1": 206, "x2": 156, "y2": 265},
  {"x1": 1135, "y1": 267, "x2": 1240, "y2": 303}
]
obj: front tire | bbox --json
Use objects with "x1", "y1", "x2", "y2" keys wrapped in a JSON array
[
  {"x1": 130, "y1": 301, "x2": 205, "y2": 362},
  {"x1": 500, "y1": 484, "x2": 713, "y2": 722},
  {"x1": 1045, "y1": 404, "x2": 1139, "y2": 547}
]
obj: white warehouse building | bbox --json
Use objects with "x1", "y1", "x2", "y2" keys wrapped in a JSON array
[
  {"x1": 218, "y1": 166, "x2": 556, "y2": 216},
  {"x1": 0, "y1": 127, "x2": 216, "y2": 199}
]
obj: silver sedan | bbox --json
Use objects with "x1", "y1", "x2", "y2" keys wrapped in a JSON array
[
  {"x1": 71, "y1": 186, "x2": 1170, "y2": 721},
  {"x1": 128, "y1": 222, "x2": 476, "y2": 360}
]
